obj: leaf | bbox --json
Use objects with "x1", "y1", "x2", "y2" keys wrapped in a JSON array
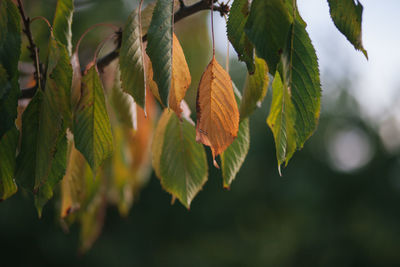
[
  {"x1": 327, "y1": 0, "x2": 368, "y2": 58},
  {"x1": 74, "y1": 63, "x2": 113, "y2": 173},
  {"x1": 239, "y1": 56, "x2": 269, "y2": 120},
  {"x1": 0, "y1": 126, "x2": 19, "y2": 201},
  {"x1": 244, "y1": 0, "x2": 292, "y2": 74},
  {"x1": 146, "y1": 0, "x2": 174, "y2": 106},
  {"x1": 0, "y1": 0, "x2": 21, "y2": 138},
  {"x1": 196, "y1": 56, "x2": 239, "y2": 165},
  {"x1": 16, "y1": 37, "x2": 72, "y2": 215},
  {"x1": 227, "y1": 0, "x2": 255, "y2": 73},
  {"x1": 70, "y1": 52, "x2": 81, "y2": 108},
  {"x1": 221, "y1": 86, "x2": 250, "y2": 188},
  {"x1": 46, "y1": 38, "x2": 73, "y2": 126},
  {"x1": 120, "y1": 6, "x2": 146, "y2": 109},
  {"x1": 169, "y1": 33, "x2": 191, "y2": 116},
  {"x1": 266, "y1": 72, "x2": 296, "y2": 173},
  {"x1": 16, "y1": 90, "x2": 68, "y2": 216},
  {"x1": 60, "y1": 140, "x2": 88, "y2": 218},
  {"x1": 152, "y1": 110, "x2": 208, "y2": 208},
  {"x1": 280, "y1": 17, "x2": 321, "y2": 149},
  {"x1": 52, "y1": 0, "x2": 74, "y2": 55},
  {"x1": 111, "y1": 69, "x2": 137, "y2": 130}
]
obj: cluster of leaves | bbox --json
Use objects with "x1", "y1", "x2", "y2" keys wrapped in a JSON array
[{"x1": 0, "y1": 0, "x2": 366, "y2": 250}]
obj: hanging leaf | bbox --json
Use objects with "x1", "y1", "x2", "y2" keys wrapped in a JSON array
[
  {"x1": 111, "y1": 69, "x2": 137, "y2": 130},
  {"x1": 152, "y1": 109, "x2": 208, "y2": 209},
  {"x1": 146, "y1": 0, "x2": 174, "y2": 106},
  {"x1": 280, "y1": 17, "x2": 321, "y2": 149},
  {"x1": 327, "y1": 0, "x2": 368, "y2": 58},
  {"x1": 109, "y1": 89, "x2": 155, "y2": 215},
  {"x1": 196, "y1": 56, "x2": 239, "y2": 166},
  {"x1": 46, "y1": 38, "x2": 73, "y2": 126},
  {"x1": 60, "y1": 140, "x2": 88, "y2": 218},
  {"x1": 0, "y1": 126, "x2": 19, "y2": 201},
  {"x1": 74, "y1": 63, "x2": 113, "y2": 173},
  {"x1": 52, "y1": 0, "x2": 74, "y2": 55},
  {"x1": 169, "y1": 33, "x2": 191, "y2": 116},
  {"x1": 0, "y1": 0, "x2": 21, "y2": 139},
  {"x1": 239, "y1": 56, "x2": 269, "y2": 120},
  {"x1": 16, "y1": 37, "x2": 72, "y2": 216},
  {"x1": 227, "y1": 0, "x2": 255, "y2": 73},
  {"x1": 70, "y1": 52, "x2": 81, "y2": 108},
  {"x1": 221, "y1": 85, "x2": 250, "y2": 188},
  {"x1": 244, "y1": 0, "x2": 292, "y2": 74},
  {"x1": 120, "y1": 6, "x2": 146, "y2": 109},
  {"x1": 267, "y1": 72, "x2": 296, "y2": 173}
]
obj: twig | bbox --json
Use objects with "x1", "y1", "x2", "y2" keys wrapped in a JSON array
[
  {"x1": 16, "y1": 0, "x2": 43, "y2": 90},
  {"x1": 20, "y1": 0, "x2": 230, "y2": 99},
  {"x1": 96, "y1": 0, "x2": 229, "y2": 71}
]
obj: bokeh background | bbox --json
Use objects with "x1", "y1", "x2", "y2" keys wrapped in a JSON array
[{"x1": 1, "y1": 0, "x2": 400, "y2": 266}]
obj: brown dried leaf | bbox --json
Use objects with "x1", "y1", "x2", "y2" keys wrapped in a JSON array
[{"x1": 196, "y1": 56, "x2": 239, "y2": 167}]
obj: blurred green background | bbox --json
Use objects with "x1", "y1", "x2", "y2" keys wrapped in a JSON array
[{"x1": 2, "y1": 0, "x2": 400, "y2": 266}]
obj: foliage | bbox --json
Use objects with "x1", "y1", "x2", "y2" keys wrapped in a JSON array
[{"x1": 0, "y1": 0, "x2": 368, "y2": 250}]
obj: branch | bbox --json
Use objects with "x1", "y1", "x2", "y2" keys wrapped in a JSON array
[
  {"x1": 16, "y1": 0, "x2": 43, "y2": 90},
  {"x1": 96, "y1": 0, "x2": 229, "y2": 71},
  {"x1": 19, "y1": 0, "x2": 230, "y2": 99}
]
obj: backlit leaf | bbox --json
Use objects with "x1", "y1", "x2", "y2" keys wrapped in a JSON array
[
  {"x1": 245, "y1": 0, "x2": 292, "y2": 74},
  {"x1": 221, "y1": 86, "x2": 250, "y2": 188},
  {"x1": 327, "y1": 0, "x2": 368, "y2": 58},
  {"x1": 267, "y1": 72, "x2": 296, "y2": 173},
  {"x1": 111, "y1": 69, "x2": 137, "y2": 130},
  {"x1": 169, "y1": 33, "x2": 191, "y2": 116},
  {"x1": 120, "y1": 6, "x2": 146, "y2": 109},
  {"x1": 152, "y1": 109, "x2": 207, "y2": 208},
  {"x1": 280, "y1": 16, "x2": 321, "y2": 149},
  {"x1": 196, "y1": 56, "x2": 239, "y2": 165},
  {"x1": 0, "y1": 0, "x2": 21, "y2": 138},
  {"x1": 0, "y1": 126, "x2": 19, "y2": 201},
  {"x1": 16, "y1": 37, "x2": 72, "y2": 215},
  {"x1": 146, "y1": 0, "x2": 174, "y2": 106},
  {"x1": 74, "y1": 63, "x2": 113, "y2": 173},
  {"x1": 239, "y1": 56, "x2": 269, "y2": 120},
  {"x1": 227, "y1": 0, "x2": 255, "y2": 73},
  {"x1": 52, "y1": 0, "x2": 74, "y2": 55}
]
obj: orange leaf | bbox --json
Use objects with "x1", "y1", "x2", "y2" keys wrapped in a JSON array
[
  {"x1": 169, "y1": 33, "x2": 191, "y2": 116},
  {"x1": 196, "y1": 56, "x2": 239, "y2": 167},
  {"x1": 144, "y1": 33, "x2": 191, "y2": 116}
]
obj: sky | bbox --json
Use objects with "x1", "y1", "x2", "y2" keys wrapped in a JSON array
[{"x1": 211, "y1": 0, "x2": 400, "y2": 120}]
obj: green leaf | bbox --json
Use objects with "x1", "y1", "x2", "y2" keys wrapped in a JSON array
[
  {"x1": 16, "y1": 89, "x2": 68, "y2": 216},
  {"x1": 46, "y1": 38, "x2": 73, "y2": 126},
  {"x1": 327, "y1": 0, "x2": 368, "y2": 59},
  {"x1": 221, "y1": 86, "x2": 250, "y2": 188},
  {"x1": 146, "y1": 0, "x2": 174, "y2": 106},
  {"x1": 0, "y1": 0, "x2": 21, "y2": 138},
  {"x1": 52, "y1": 0, "x2": 74, "y2": 55},
  {"x1": 245, "y1": 0, "x2": 292, "y2": 74},
  {"x1": 74, "y1": 64, "x2": 113, "y2": 173},
  {"x1": 227, "y1": 0, "x2": 255, "y2": 73},
  {"x1": 152, "y1": 110, "x2": 208, "y2": 208},
  {"x1": 239, "y1": 56, "x2": 269, "y2": 120},
  {"x1": 267, "y1": 72, "x2": 296, "y2": 173},
  {"x1": 111, "y1": 69, "x2": 137, "y2": 130},
  {"x1": 120, "y1": 6, "x2": 146, "y2": 109},
  {"x1": 280, "y1": 17, "x2": 321, "y2": 149},
  {"x1": 0, "y1": 126, "x2": 19, "y2": 201}
]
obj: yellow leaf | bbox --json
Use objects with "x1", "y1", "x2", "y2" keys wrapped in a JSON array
[
  {"x1": 145, "y1": 33, "x2": 191, "y2": 116},
  {"x1": 169, "y1": 33, "x2": 191, "y2": 116},
  {"x1": 196, "y1": 56, "x2": 239, "y2": 167}
]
